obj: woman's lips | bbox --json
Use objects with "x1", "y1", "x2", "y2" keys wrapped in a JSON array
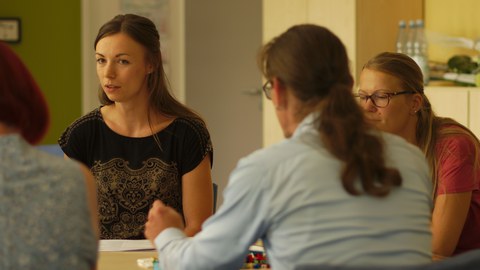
[{"x1": 104, "y1": 84, "x2": 119, "y2": 92}]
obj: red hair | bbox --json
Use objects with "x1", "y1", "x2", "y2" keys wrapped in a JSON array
[{"x1": 0, "y1": 42, "x2": 49, "y2": 144}]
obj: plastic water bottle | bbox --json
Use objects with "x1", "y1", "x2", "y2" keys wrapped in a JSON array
[
  {"x1": 412, "y1": 19, "x2": 429, "y2": 85},
  {"x1": 405, "y1": 20, "x2": 416, "y2": 57},
  {"x1": 395, "y1": 20, "x2": 407, "y2": 54}
]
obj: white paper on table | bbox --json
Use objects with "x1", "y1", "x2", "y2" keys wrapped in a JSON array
[{"x1": 99, "y1": 239, "x2": 155, "y2": 251}]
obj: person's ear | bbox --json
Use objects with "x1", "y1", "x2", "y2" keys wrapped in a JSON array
[
  {"x1": 146, "y1": 63, "x2": 154, "y2": 74},
  {"x1": 272, "y1": 77, "x2": 287, "y2": 110},
  {"x1": 410, "y1": 93, "x2": 423, "y2": 115}
]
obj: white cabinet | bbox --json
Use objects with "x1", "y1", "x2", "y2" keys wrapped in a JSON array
[
  {"x1": 424, "y1": 87, "x2": 469, "y2": 127},
  {"x1": 469, "y1": 89, "x2": 480, "y2": 138},
  {"x1": 425, "y1": 86, "x2": 480, "y2": 139}
]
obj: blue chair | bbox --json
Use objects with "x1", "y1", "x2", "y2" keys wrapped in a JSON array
[
  {"x1": 213, "y1": 182, "x2": 218, "y2": 213},
  {"x1": 36, "y1": 144, "x2": 64, "y2": 157},
  {"x1": 294, "y1": 249, "x2": 480, "y2": 270}
]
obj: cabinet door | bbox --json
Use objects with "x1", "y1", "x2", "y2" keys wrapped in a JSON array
[
  {"x1": 424, "y1": 87, "x2": 469, "y2": 127},
  {"x1": 469, "y1": 89, "x2": 480, "y2": 138}
]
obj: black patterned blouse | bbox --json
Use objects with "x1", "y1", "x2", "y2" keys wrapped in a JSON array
[{"x1": 59, "y1": 107, "x2": 213, "y2": 239}]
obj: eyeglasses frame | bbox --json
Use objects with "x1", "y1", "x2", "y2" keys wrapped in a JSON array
[
  {"x1": 262, "y1": 80, "x2": 273, "y2": 100},
  {"x1": 354, "y1": 90, "x2": 417, "y2": 108}
]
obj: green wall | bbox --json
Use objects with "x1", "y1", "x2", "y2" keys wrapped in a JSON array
[{"x1": 1, "y1": 0, "x2": 81, "y2": 144}]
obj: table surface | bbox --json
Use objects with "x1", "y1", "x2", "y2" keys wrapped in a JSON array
[
  {"x1": 98, "y1": 251, "x2": 269, "y2": 270},
  {"x1": 98, "y1": 251, "x2": 157, "y2": 270}
]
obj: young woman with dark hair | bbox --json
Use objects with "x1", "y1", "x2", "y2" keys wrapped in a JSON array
[{"x1": 59, "y1": 14, "x2": 214, "y2": 239}]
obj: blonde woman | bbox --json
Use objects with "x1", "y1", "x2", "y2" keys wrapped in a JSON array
[{"x1": 358, "y1": 52, "x2": 480, "y2": 260}]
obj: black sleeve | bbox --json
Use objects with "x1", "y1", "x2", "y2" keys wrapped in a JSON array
[
  {"x1": 176, "y1": 118, "x2": 213, "y2": 175},
  {"x1": 58, "y1": 111, "x2": 97, "y2": 167}
]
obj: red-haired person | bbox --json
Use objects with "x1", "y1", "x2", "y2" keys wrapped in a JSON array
[{"x1": 0, "y1": 42, "x2": 98, "y2": 270}]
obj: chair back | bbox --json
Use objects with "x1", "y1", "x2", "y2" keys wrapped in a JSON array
[
  {"x1": 213, "y1": 182, "x2": 218, "y2": 213},
  {"x1": 36, "y1": 144, "x2": 64, "y2": 157},
  {"x1": 294, "y1": 249, "x2": 480, "y2": 270}
]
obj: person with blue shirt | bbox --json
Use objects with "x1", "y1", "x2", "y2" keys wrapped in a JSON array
[{"x1": 144, "y1": 24, "x2": 433, "y2": 270}]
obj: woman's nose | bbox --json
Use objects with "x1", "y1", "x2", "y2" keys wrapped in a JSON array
[
  {"x1": 362, "y1": 98, "x2": 378, "y2": 112},
  {"x1": 104, "y1": 63, "x2": 115, "y2": 78}
]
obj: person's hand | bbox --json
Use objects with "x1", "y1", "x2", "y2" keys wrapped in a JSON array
[{"x1": 144, "y1": 200, "x2": 185, "y2": 242}]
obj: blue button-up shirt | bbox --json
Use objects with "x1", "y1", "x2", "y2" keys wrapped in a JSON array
[{"x1": 155, "y1": 113, "x2": 432, "y2": 270}]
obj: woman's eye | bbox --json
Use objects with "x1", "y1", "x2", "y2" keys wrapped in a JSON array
[
  {"x1": 96, "y1": 58, "x2": 105, "y2": 64},
  {"x1": 355, "y1": 93, "x2": 369, "y2": 100},
  {"x1": 119, "y1": 59, "x2": 130, "y2": 64},
  {"x1": 374, "y1": 94, "x2": 389, "y2": 100}
]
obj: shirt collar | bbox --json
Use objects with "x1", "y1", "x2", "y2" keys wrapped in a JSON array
[{"x1": 292, "y1": 112, "x2": 319, "y2": 138}]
